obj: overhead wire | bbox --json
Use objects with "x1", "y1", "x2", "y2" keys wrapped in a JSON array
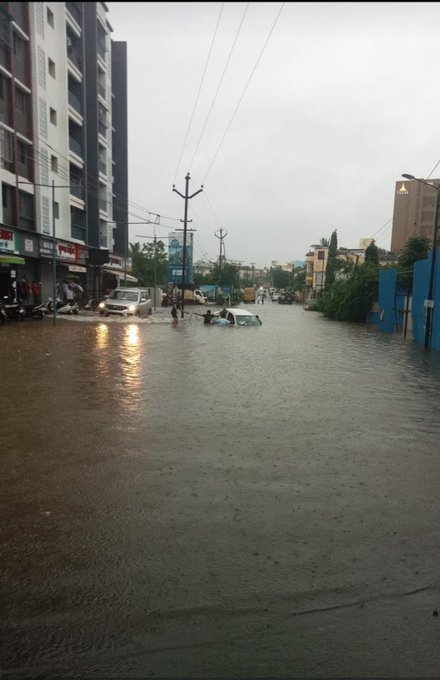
[
  {"x1": 25, "y1": 134, "x2": 182, "y2": 226},
  {"x1": 172, "y1": 2, "x2": 225, "y2": 184},
  {"x1": 201, "y1": 2, "x2": 285, "y2": 184},
  {"x1": 188, "y1": 2, "x2": 250, "y2": 172}
]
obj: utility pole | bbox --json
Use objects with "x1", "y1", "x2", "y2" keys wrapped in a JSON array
[
  {"x1": 215, "y1": 227, "x2": 228, "y2": 271},
  {"x1": 172, "y1": 173, "x2": 203, "y2": 317}
]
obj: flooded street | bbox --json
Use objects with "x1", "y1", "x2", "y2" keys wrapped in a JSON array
[{"x1": 2, "y1": 303, "x2": 440, "y2": 678}]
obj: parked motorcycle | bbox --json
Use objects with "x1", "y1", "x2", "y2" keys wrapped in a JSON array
[
  {"x1": 57, "y1": 298, "x2": 79, "y2": 315},
  {"x1": 36, "y1": 297, "x2": 79, "y2": 315},
  {"x1": 1, "y1": 296, "x2": 26, "y2": 321},
  {"x1": 22, "y1": 303, "x2": 45, "y2": 320}
]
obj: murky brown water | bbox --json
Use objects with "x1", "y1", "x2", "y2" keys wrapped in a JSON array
[{"x1": 2, "y1": 303, "x2": 440, "y2": 677}]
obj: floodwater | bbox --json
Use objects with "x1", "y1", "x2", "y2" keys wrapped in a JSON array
[{"x1": 2, "y1": 302, "x2": 440, "y2": 678}]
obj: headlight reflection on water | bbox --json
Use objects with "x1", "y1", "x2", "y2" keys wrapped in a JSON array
[
  {"x1": 96, "y1": 323, "x2": 109, "y2": 350},
  {"x1": 119, "y1": 324, "x2": 142, "y2": 411},
  {"x1": 126, "y1": 324, "x2": 139, "y2": 347}
]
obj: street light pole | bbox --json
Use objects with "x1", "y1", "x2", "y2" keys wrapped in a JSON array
[{"x1": 402, "y1": 174, "x2": 439, "y2": 349}]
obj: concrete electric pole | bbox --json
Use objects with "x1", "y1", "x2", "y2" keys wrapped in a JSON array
[
  {"x1": 215, "y1": 227, "x2": 228, "y2": 271},
  {"x1": 172, "y1": 173, "x2": 203, "y2": 317}
]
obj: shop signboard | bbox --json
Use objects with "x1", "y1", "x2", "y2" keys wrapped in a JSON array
[
  {"x1": 40, "y1": 238, "x2": 54, "y2": 257},
  {"x1": 57, "y1": 241, "x2": 76, "y2": 262},
  {"x1": 40, "y1": 238, "x2": 88, "y2": 264},
  {"x1": 0, "y1": 228, "x2": 16, "y2": 252},
  {"x1": 16, "y1": 233, "x2": 38, "y2": 257}
]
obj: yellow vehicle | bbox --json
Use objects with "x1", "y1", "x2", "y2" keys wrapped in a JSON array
[{"x1": 243, "y1": 287, "x2": 256, "y2": 303}]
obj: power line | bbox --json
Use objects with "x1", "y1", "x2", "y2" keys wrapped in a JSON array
[
  {"x1": 188, "y1": 2, "x2": 250, "y2": 172},
  {"x1": 173, "y1": 2, "x2": 225, "y2": 184},
  {"x1": 29, "y1": 131, "x2": 182, "y2": 223},
  {"x1": 201, "y1": 2, "x2": 285, "y2": 184}
]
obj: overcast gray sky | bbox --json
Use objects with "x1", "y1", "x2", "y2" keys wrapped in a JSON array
[{"x1": 108, "y1": 1, "x2": 440, "y2": 268}]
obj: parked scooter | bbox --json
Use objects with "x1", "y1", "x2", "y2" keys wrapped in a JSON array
[
  {"x1": 33, "y1": 299, "x2": 52, "y2": 316},
  {"x1": 22, "y1": 303, "x2": 45, "y2": 320},
  {"x1": 57, "y1": 298, "x2": 79, "y2": 315},
  {"x1": 1, "y1": 296, "x2": 26, "y2": 321},
  {"x1": 36, "y1": 297, "x2": 79, "y2": 315}
]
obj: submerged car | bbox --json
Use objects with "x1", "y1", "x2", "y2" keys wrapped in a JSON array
[
  {"x1": 212, "y1": 307, "x2": 262, "y2": 326},
  {"x1": 99, "y1": 287, "x2": 152, "y2": 317}
]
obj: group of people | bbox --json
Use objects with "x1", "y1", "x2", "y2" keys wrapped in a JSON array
[
  {"x1": 172, "y1": 306, "x2": 261, "y2": 326},
  {"x1": 8, "y1": 276, "x2": 41, "y2": 305}
]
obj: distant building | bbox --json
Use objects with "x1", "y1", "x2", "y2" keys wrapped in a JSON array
[
  {"x1": 305, "y1": 244, "x2": 366, "y2": 296},
  {"x1": 391, "y1": 178, "x2": 440, "y2": 255}
]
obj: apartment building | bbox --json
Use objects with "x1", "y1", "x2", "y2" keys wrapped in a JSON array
[
  {"x1": 391, "y1": 178, "x2": 440, "y2": 255},
  {"x1": 0, "y1": 1, "x2": 128, "y2": 301},
  {"x1": 305, "y1": 243, "x2": 366, "y2": 296}
]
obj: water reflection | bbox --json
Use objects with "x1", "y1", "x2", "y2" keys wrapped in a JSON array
[
  {"x1": 118, "y1": 324, "x2": 141, "y2": 411},
  {"x1": 95, "y1": 323, "x2": 109, "y2": 350}
]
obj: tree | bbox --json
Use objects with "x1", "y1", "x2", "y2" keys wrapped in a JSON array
[
  {"x1": 397, "y1": 236, "x2": 431, "y2": 289},
  {"x1": 364, "y1": 240, "x2": 379, "y2": 265},
  {"x1": 321, "y1": 261, "x2": 379, "y2": 322},
  {"x1": 325, "y1": 229, "x2": 338, "y2": 290},
  {"x1": 195, "y1": 263, "x2": 240, "y2": 289},
  {"x1": 129, "y1": 240, "x2": 168, "y2": 286},
  {"x1": 271, "y1": 267, "x2": 290, "y2": 290}
]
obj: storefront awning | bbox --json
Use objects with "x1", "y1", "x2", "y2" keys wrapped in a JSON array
[
  {"x1": 102, "y1": 268, "x2": 138, "y2": 283},
  {"x1": 119, "y1": 273, "x2": 138, "y2": 283},
  {"x1": 0, "y1": 254, "x2": 26, "y2": 265}
]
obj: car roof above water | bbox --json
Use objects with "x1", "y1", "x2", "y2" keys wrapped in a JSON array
[{"x1": 225, "y1": 307, "x2": 256, "y2": 316}]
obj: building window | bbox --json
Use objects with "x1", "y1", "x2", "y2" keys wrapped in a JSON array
[
  {"x1": 18, "y1": 190, "x2": 35, "y2": 230},
  {"x1": 48, "y1": 58, "x2": 55, "y2": 78},
  {"x1": 49, "y1": 107, "x2": 57, "y2": 125},
  {"x1": 47, "y1": 7, "x2": 54, "y2": 27},
  {"x1": 51, "y1": 155, "x2": 58, "y2": 172},
  {"x1": 54, "y1": 201, "x2": 59, "y2": 219},
  {"x1": 18, "y1": 141, "x2": 27, "y2": 165},
  {"x1": 317, "y1": 250, "x2": 325, "y2": 260},
  {"x1": 15, "y1": 89, "x2": 26, "y2": 113}
]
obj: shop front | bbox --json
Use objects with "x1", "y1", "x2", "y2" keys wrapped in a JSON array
[
  {"x1": 39, "y1": 237, "x2": 89, "y2": 303},
  {"x1": 102, "y1": 254, "x2": 136, "y2": 292},
  {"x1": 0, "y1": 227, "x2": 39, "y2": 301}
]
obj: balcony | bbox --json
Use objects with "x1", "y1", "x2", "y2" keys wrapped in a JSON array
[
  {"x1": 70, "y1": 183, "x2": 84, "y2": 200},
  {"x1": 67, "y1": 46, "x2": 82, "y2": 72},
  {"x1": 71, "y1": 223, "x2": 85, "y2": 241},
  {"x1": 69, "y1": 136, "x2": 82, "y2": 157},
  {"x1": 13, "y1": 55, "x2": 27, "y2": 84},
  {"x1": 9, "y1": 3, "x2": 27, "y2": 32},
  {"x1": 66, "y1": 2, "x2": 82, "y2": 26},
  {"x1": 15, "y1": 108, "x2": 29, "y2": 138},
  {"x1": 18, "y1": 213, "x2": 35, "y2": 231},
  {"x1": 0, "y1": 41, "x2": 10, "y2": 70},
  {"x1": 68, "y1": 89, "x2": 82, "y2": 115}
]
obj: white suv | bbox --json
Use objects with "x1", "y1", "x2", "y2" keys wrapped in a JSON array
[{"x1": 99, "y1": 287, "x2": 152, "y2": 317}]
